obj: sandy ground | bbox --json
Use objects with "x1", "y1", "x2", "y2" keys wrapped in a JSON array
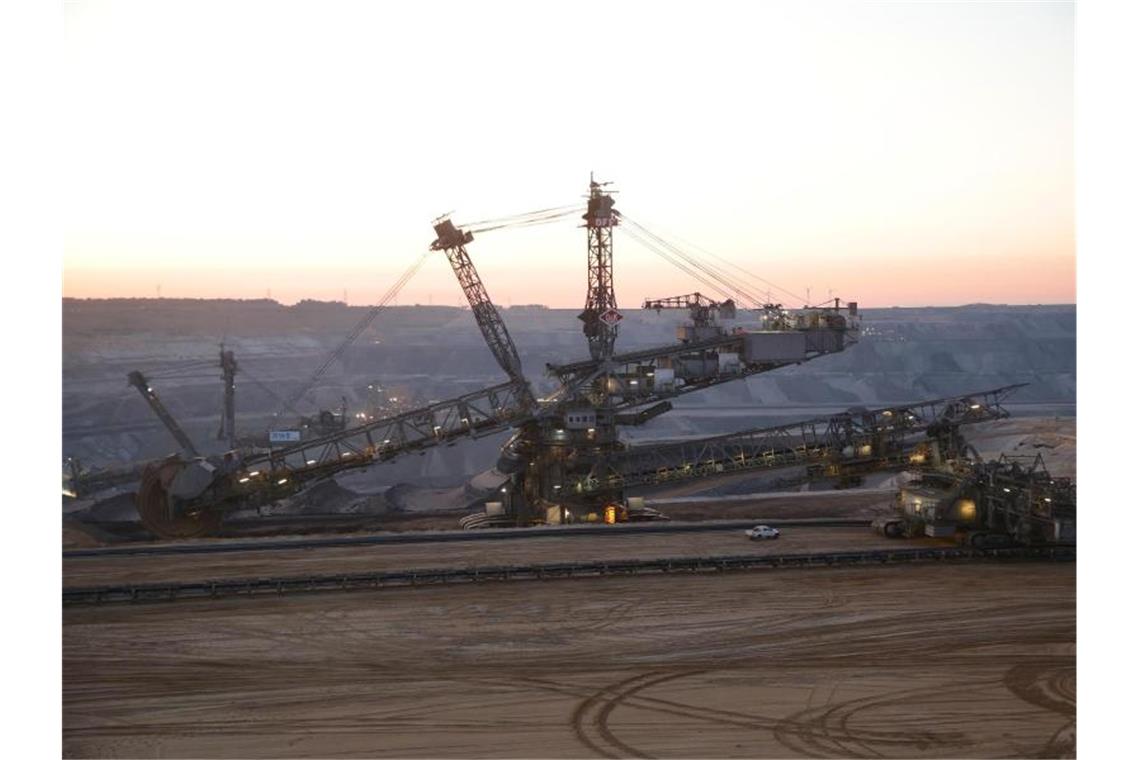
[
  {"x1": 63, "y1": 526, "x2": 950, "y2": 588},
  {"x1": 63, "y1": 561, "x2": 1074, "y2": 758}
]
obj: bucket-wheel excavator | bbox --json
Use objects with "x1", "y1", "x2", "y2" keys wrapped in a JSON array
[{"x1": 132, "y1": 178, "x2": 867, "y2": 538}]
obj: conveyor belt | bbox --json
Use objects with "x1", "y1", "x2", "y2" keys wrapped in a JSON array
[{"x1": 62, "y1": 545, "x2": 1074, "y2": 606}]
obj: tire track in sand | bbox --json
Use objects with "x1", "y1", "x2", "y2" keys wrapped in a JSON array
[{"x1": 571, "y1": 670, "x2": 701, "y2": 758}]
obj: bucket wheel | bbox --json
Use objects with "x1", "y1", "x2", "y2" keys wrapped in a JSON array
[{"x1": 135, "y1": 457, "x2": 223, "y2": 539}]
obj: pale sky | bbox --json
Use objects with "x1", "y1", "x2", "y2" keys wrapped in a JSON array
[{"x1": 63, "y1": 0, "x2": 1074, "y2": 308}]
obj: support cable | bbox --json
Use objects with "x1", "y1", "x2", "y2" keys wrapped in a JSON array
[
  {"x1": 620, "y1": 215, "x2": 770, "y2": 307},
  {"x1": 144, "y1": 360, "x2": 219, "y2": 379},
  {"x1": 466, "y1": 206, "x2": 584, "y2": 234},
  {"x1": 618, "y1": 225, "x2": 741, "y2": 304},
  {"x1": 625, "y1": 215, "x2": 810, "y2": 305},
  {"x1": 459, "y1": 203, "x2": 583, "y2": 231},
  {"x1": 620, "y1": 213, "x2": 819, "y2": 308},
  {"x1": 273, "y1": 251, "x2": 430, "y2": 420}
]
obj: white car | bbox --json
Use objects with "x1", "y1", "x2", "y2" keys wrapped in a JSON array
[{"x1": 745, "y1": 524, "x2": 781, "y2": 540}]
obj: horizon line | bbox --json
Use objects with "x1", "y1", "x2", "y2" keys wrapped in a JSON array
[{"x1": 61, "y1": 296, "x2": 1077, "y2": 310}]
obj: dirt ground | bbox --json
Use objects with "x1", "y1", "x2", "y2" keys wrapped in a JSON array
[{"x1": 63, "y1": 561, "x2": 1074, "y2": 758}]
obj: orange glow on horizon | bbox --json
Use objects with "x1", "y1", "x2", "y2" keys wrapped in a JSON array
[{"x1": 62, "y1": 245, "x2": 1075, "y2": 309}]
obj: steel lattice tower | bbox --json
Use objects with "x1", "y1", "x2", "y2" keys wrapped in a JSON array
[{"x1": 579, "y1": 177, "x2": 619, "y2": 361}]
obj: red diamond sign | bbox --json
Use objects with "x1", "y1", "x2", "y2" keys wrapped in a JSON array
[{"x1": 599, "y1": 308, "x2": 623, "y2": 328}]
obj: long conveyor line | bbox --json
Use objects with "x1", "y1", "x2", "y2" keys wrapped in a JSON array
[{"x1": 63, "y1": 545, "x2": 1075, "y2": 606}]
